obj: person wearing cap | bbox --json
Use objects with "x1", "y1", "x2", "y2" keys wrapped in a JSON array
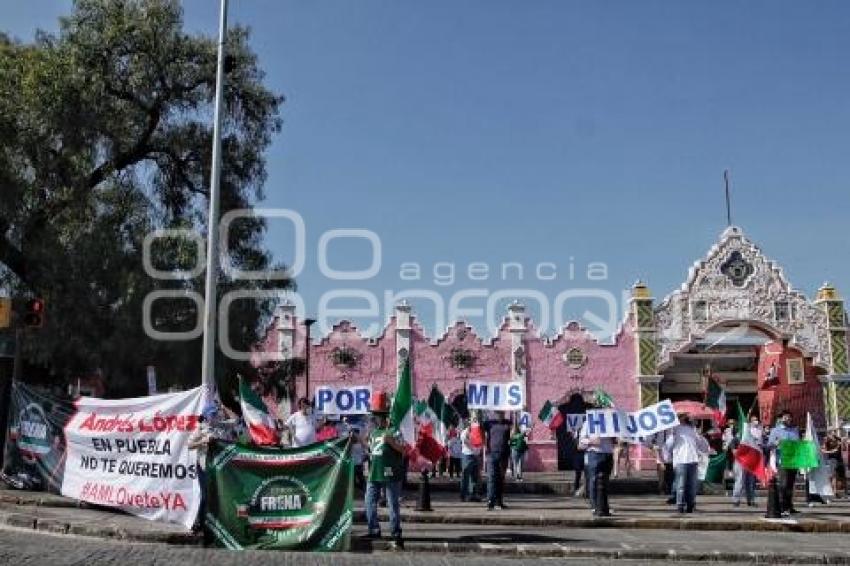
[
  {"x1": 665, "y1": 413, "x2": 710, "y2": 514},
  {"x1": 364, "y1": 390, "x2": 406, "y2": 547}
]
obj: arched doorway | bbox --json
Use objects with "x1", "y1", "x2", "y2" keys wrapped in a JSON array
[{"x1": 659, "y1": 320, "x2": 826, "y2": 426}]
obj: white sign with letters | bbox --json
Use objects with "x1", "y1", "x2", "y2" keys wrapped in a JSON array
[
  {"x1": 315, "y1": 385, "x2": 372, "y2": 415},
  {"x1": 466, "y1": 380, "x2": 524, "y2": 411},
  {"x1": 584, "y1": 400, "x2": 677, "y2": 441}
]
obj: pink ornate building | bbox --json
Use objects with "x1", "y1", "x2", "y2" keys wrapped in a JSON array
[{"x1": 254, "y1": 227, "x2": 850, "y2": 471}]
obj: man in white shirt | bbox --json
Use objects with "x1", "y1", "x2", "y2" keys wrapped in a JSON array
[
  {"x1": 285, "y1": 397, "x2": 317, "y2": 447},
  {"x1": 578, "y1": 413, "x2": 615, "y2": 517},
  {"x1": 665, "y1": 413, "x2": 710, "y2": 514}
]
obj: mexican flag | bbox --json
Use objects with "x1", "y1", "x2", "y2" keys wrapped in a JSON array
[
  {"x1": 734, "y1": 402, "x2": 773, "y2": 484},
  {"x1": 538, "y1": 400, "x2": 564, "y2": 431},
  {"x1": 427, "y1": 385, "x2": 457, "y2": 447},
  {"x1": 391, "y1": 359, "x2": 415, "y2": 446},
  {"x1": 239, "y1": 378, "x2": 279, "y2": 446},
  {"x1": 704, "y1": 377, "x2": 727, "y2": 426}
]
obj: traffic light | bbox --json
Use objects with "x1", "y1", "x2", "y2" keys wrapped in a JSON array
[
  {"x1": 0, "y1": 297, "x2": 10, "y2": 329},
  {"x1": 23, "y1": 298, "x2": 45, "y2": 328}
]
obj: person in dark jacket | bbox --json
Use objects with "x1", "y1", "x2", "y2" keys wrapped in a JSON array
[{"x1": 484, "y1": 411, "x2": 511, "y2": 510}]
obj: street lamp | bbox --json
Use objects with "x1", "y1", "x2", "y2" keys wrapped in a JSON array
[
  {"x1": 200, "y1": 0, "x2": 228, "y2": 391},
  {"x1": 303, "y1": 318, "x2": 316, "y2": 401}
]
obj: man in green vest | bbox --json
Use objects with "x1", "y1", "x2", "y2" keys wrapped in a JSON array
[{"x1": 364, "y1": 390, "x2": 406, "y2": 547}]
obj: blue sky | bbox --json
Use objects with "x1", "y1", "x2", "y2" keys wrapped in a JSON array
[{"x1": 6, "y1": 1, "x2": 850, "y2": 339}]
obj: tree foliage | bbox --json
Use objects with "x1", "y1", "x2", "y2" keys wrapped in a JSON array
[{"x1": 0, "y1": 0, "x2": 290, "y2": 395}]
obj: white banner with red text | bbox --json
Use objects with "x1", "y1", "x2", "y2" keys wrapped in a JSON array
[{"x1": 60, "y1": 387, "x2": 206, "y2": 529}]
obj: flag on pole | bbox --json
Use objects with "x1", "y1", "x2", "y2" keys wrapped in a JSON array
[
  {"x1": 704, "y1": 377, "x2": 727, "y2": 425},
  {"x1": 391, "y1": 359, "x2": 415, "y2": 446},
  {"x1": 427, "y1": 385, "x2": 458, "y2": 448},
  {"x1": 736, "y1": 401, "x2": 746, "y2": 438},
  {"x1": 804, "y1": 412, "x2": 833, "y2": 498},
  {"x1": 538, "y1": 400, "x2": 565, "y2": 430},
  {"x1": 238, "y1": 378, "x2": 279, "y2": 446}
]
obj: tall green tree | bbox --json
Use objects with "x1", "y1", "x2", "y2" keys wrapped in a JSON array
[{"x1": 0, "y1": 0, "x2": 291, "y2": 395}]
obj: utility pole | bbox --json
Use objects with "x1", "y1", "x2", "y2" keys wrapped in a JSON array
[
  {"x1": 303, "y1": 318, "x2": 316, "y2": 402},
  {"x1": 200, "y1": 0, "x2": 228, "y2": 392}
]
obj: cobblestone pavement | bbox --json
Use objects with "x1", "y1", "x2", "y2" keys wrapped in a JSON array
[{"x1": 0, "y1": 527, "x2": 701, "y2": 566}]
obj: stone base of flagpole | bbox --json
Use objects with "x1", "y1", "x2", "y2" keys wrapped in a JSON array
[
  {"x1": 415, "y1": 469, "x2": 433, "y2": 511},
  {"x1": 765, "y1": 475, "x2": 782, "y2": 519}
]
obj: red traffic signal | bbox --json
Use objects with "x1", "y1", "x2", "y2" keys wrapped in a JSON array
[{"x1": 23, "y1": 298, "x2": 45, "y2": 328}]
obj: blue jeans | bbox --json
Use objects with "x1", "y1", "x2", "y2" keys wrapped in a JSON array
[
  {"x1": 586, "y1": 452, "x2": 613, "y2": 509},
  {"x1": 460, "y1": 454, "x2": 480, "y2": 500},
  {"x1": 365, "y1": 480, "x2": 401, "y2": 537},
  {"x1": 487, "y1": 452, "x2": 507, "y2": 506},
  {"x1": 674, "y1": 463, "x2": 699, "y2": 512},
  {"x1": 510, "y1": 448, "x2": 525, "y2": 479},
  {"x1": 732, "y1": 463, "x2": 756, "y2": 504}
]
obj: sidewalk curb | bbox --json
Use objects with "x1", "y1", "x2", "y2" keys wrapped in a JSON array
[
  {"x1": 354, "y1": 509, "x2": 850, "y2": 533},
  {"x1": 4, "y1": 488, "x2": 849, "y2": 535},
  {"x1": 0, "y1": 507, "x2": 201, "y2": 545},
  {"x1": 1, "y1": 504, "x2": 848, "y2": 563},
  {"x1": 355, "y1": 538, "x2": 850, "y2": 564}
]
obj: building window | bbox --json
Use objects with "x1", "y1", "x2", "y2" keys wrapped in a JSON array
[
  {"x1": 564, "y1": 348, "x2": 586, "y2": 369},
  {"x1": 787, "y1": 358, "x2": 805, "y2": 385},
  {"x1": 692, "y1": 301, "x2": 708, "y2": 322},
  {"x1": 774, "y1": 301, "x2": 790, "y2": 322}
]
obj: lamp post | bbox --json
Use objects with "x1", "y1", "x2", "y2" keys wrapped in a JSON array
[
  {"x1": 303, "y1": 318, "x2": 316, "y2": 402},
  {"x1": 200, "y1": 0, "x2": 228, "y2": 392}
]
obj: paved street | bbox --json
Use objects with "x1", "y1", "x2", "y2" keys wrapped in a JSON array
[
  {"x1": 0, "y1": 527, "x2": 705, "y2": 566},
  {"x1": 4, "y1": 486, "x2": 850, "y2": 563}
]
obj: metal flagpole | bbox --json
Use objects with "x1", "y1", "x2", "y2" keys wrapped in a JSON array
[
  {"x1": 724, "y1": 169, "x2": 732, "y2": 226},
  {"x1": 201, "y1": 0, "x2": 229, "y2": 392}
]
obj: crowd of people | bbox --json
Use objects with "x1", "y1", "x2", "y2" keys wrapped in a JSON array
[{"x1": 187, "y1": 390, "x2": 850, "y2": 547}]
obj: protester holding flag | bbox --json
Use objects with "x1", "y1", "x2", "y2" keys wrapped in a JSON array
[
  {"x1": 285, "y1": 397, "x2": 317, "y2": 448},
  {"x1": 732, "y1": 410, "x2": 759, "y2": 507},
  {"x1": 364, "y1": 390, "x2": 406, "y2": 547},
  {"x1": 460, "y1": 417, "x2": 483, "y2": 502},
  {"x1": 767, "y1": 410, "x2": 801, "y2": 516},
  {"x1": 722, "y1": 418, "x2": 739, "y2": 474},
  {"x1": 666, "y1": 413, "x2": 710, "y2": 514}
]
